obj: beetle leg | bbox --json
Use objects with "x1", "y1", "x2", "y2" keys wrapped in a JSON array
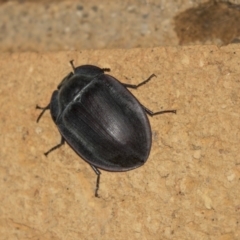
[
  {"x1": 36, "y1": 104, "x2": 50, "y2": 122},
  {"x1": 123, "y1": 74, "x2": 156, "y2": 89},
  {"x1": 142, "y1": 106, "x2": 177, "y2": 116},
  {"x1": 90, "y1": 165, "x2": 101, "y2": 198},
  {"x1": 69, "y1": 60, "x2": 75, "y2": 71},
  {"x1": 123, "y1": 74, "x2": 177, "y2": 116},
  {"x1": 44, "y1": 137, "x2": 65, "y2": 156}
]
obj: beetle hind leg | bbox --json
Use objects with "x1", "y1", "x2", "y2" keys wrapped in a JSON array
[{"x1": 44, "y1": 137, "x2": 65, "y2": 156}]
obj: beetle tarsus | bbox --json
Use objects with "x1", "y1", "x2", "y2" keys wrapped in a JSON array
[
  {"x1": 143, "y1": 107, "x2": 177, "y2": 116},
  {"x1": 44, "y1": 137, "x2": 65, "y2": 156},
  {"x1": 36, "y1": 104, "x2": 50, "y2": 122},
  {"x1": 90, "y1": 165, "x2": 101, "y2": 198},
  {"x1": 123, "y1": 73, "x2": 157, "y2": 89},
  {"x1": 95, "y1": 174, "x2": 101, "y2": 198}
]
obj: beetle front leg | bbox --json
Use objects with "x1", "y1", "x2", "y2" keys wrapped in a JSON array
[
  {"x1": 44, "y1": 136, "x2": 65, "y2": 156},
  {"x1": 90, "y1": 165, "x2": 101, "y2": 198}
]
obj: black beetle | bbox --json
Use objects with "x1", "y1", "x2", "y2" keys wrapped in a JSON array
[{"x1": 36, "y1": 60, "x2": 176, "y2": 197}]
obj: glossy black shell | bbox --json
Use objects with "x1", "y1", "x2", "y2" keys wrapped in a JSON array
[{"x1": 49, "y1": 65, "x2": 151, "y2": 171}]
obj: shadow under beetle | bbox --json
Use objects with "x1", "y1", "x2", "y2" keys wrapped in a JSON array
[{"x1": 36, "y1": 60, "x2": 176, "y2": 197}]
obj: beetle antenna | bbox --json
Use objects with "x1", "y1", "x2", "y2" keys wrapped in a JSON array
[
  {"x1": 101, "y1": 68, "x2": 111, "y2": 72},
  {"x1": 70, "y1": 60, "x2": 75, "y2": 72}
]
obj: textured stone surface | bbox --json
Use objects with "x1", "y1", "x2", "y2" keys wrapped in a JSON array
[
  {"x1": 2, "y1": 0, "x2": 240, "y2": 52},
  {"x1": 0, "y1": 45, "x2": 240, "y2": 239},
  {"x1": 0, "y1": 0, "x2": 180, "y2": 51}
]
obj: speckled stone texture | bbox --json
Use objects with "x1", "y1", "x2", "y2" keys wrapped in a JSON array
[
  {"x1": 2, "y1": 0, "x2": 240, "y2": 52},
  {"x1": 0, "y1": 45, "x2": 240, "y2": 239}
]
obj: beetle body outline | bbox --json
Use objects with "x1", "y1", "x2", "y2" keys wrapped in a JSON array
[{"x1": 36, "y1": 61, "x2": 176, "y2": 197}]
